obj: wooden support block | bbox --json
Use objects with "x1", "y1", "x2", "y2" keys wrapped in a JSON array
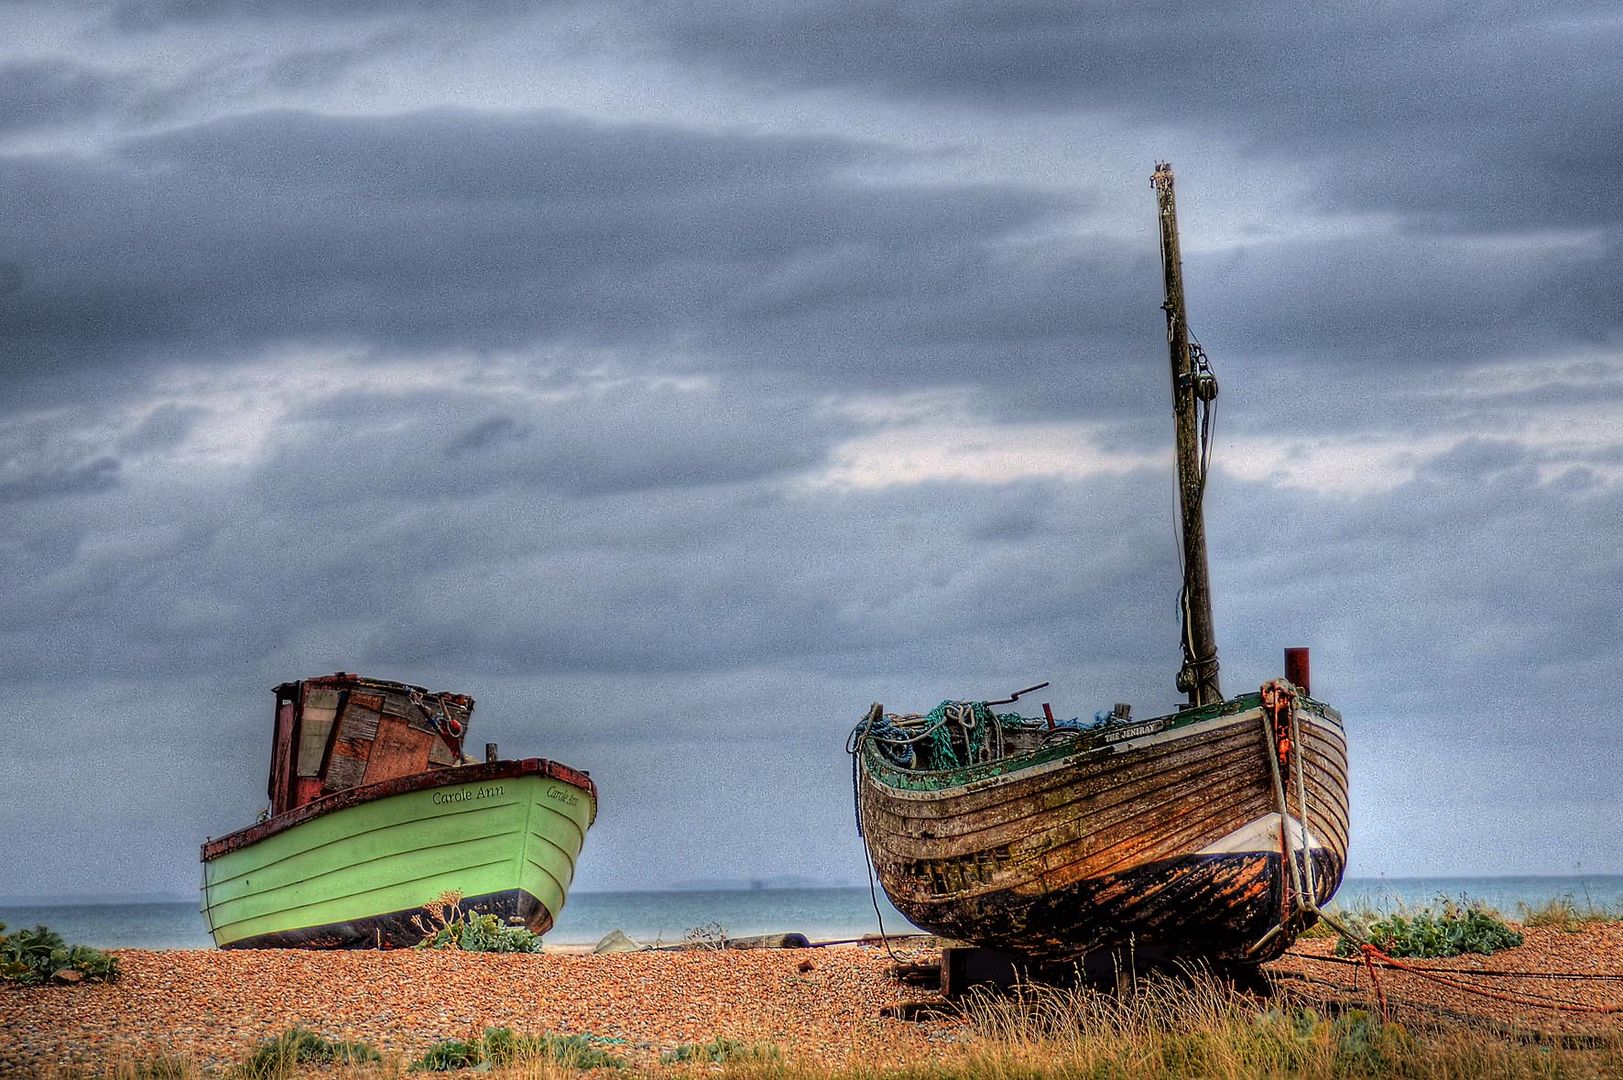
[{"x1": 941, "y1": 946, "x2": 1027, "y2": 998}]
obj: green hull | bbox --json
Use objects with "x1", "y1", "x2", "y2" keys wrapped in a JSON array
[{"x1": 201, "y1": 762, "x2": 594, "y2": 948}]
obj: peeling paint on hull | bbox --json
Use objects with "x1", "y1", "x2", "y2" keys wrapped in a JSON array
[
  {"x1": 893, "y1": 848, "x2": 1344, "y2": 964},
  {"x1": 857, "y1": 695, "x2": 1349, "y2": 964}
]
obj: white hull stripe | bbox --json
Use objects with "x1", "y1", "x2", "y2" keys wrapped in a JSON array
[{"x1": 1196, "y1": 812, "x2": 1325, "y2": 856}]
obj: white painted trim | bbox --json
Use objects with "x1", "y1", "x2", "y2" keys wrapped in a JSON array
[{"x1": 1196, "y1": 812, "x2": 1325, "y2": 855}]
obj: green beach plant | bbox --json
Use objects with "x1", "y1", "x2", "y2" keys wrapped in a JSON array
[
  {"x1": 0, "y1": 921, "x2": 120, "y2": 985},
  {"x1": 409, "y1": 1036, "x2": 483, "y2": 1072},
  {"x1": 410, "y1": 1027, "x2": 626, "y2": 1072},
  {"x1": 411, "y1": 890, "x2": 542, "y2": 953},
  {"x1": 239, "y1": 1027, "x2": 380, "y2": 1078},
  {"x1": 660, "y1": 1037, "x2": 782, "y2": 1065},
  {"x1": 523, "y1": 1032, "x2": 628, "y2": 1070},
  {"x1": 1332, "y1": 898, "x2": 1523, "y2": 958}
]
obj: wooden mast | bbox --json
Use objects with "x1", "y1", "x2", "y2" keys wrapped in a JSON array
[{"x1": 1153, "y1": 162, "x2": 1222, "y2": 707}]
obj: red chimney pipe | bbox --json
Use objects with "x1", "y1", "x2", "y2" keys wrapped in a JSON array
[{"x1": 1284, "y1": 648, "x2": 1310, "y2": 696}]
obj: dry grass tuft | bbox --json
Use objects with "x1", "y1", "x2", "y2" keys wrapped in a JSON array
[
  {"x1": 944, "y1": 967, "x2": 1619, "y2": 1080},
  {"x1": 1519, "y1": 895, "x2": 1621, "y2": 932},
  {"x1": 42, "y1": 1022, "x2": 1623, "y2": 1080}
]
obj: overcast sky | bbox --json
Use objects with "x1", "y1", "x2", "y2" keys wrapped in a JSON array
[{"x1": 2, "y1": 1, "x2": 1620, "y2": 902}]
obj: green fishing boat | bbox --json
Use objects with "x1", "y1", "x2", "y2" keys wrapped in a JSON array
[{"x1": 200, "y1": 673, "x2": 596, "y2": 948}]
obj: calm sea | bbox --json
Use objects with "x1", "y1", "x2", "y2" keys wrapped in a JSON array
[{"x1": 4, "y1": 877, "x2": 1618, "y2": 951}]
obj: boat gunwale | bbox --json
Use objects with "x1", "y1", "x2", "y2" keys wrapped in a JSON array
[
  {"x1": 858, "y1": 691, "x2": 1340, "y2": 796},
  {"x1": 201, "y1": 758, "x2": 597, "y2": 862},
  {"x1": 273, "y1": 671, "x2": 472, "y2": 704}
]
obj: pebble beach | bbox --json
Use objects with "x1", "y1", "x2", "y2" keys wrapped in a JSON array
[
  {"x1": 0, "y1": 944, "x2": 950, "y2": 1076},
  {"x1": 3, "y1": 929, "x2": 1620, "y2": 1077},
  {"x1": 1271, "y1": 923, "x2": 1623, "y2": 1039}
]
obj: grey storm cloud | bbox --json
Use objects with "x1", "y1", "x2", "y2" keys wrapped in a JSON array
[
  {"x1": 651, "y1": 2, "x2": 1623, "y2": 228},
  {"x1": 0, "y1": 374, "x2": 1173, "y2": 688},
  {"x1": 0, "y1": 414, "x2": 124, "y2": 503},
  {"x1": 7, "y1": 377, "x2": 1621, "y2": 890},
  {"x1": 1, "y1": 108, "x2": 1127, "y2": 396},
  {"x1": 0, "y1": 59, "x2": 132, "y2": 135},
  {"x1": 0, "y1": 453, "x2": 119, "y2": 502},
  {"x1": 1201, "y1": 229, "x2": 1622, "y2": 367},
  {"x1": 3, "y1": 0, "x2": 1622, "y2": 897},
  {"x1": 1211, "y1": 441, "x2": 1623, "y2": 692},
  {"x1": 6, "y1": 104, "x2": 1615, "y2": 428},
  {"x1": 255, "y1": 379, "x2": 847, "y2": 503},
  {"x1": 106, "y1": 0, "x2": 535, "y2": 31}
]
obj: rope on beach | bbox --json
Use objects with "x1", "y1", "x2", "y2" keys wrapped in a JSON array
[
  {"x1": 1351, "y1": 943, "x2": 1623, "y2": 1015},
  {"x1": 1286, "y1": 950, "x2": 1623, "y2": 982},
  {"x1": 1362, "y1": 945, "x2": 1389, "y2": 1021},
  {"x1": 1241, "y1": 682, "x2": 1622, "y2": 1017}
]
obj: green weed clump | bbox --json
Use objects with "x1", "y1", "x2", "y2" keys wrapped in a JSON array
[
  {"x1": 0, "y1": 921, "x2": 120, "y2": 985},
  {"x1": 87, "y1": 1057, "x2": 197, "y2": 1080},
  {"x1": 1333, "y1": 898, "x2": 1523, "y2": 958},
  {"x1": 1247, "y1": 1008, "x2": 1416, "y2": 1077},
  {"x1": 524, "y1": 1032, "x2": 627, "y2": 1070},
  {"x1": 1295, "y1": 916, "x2": 1341, "y2": 940},
  {"x1": 43, "y1": 1057, "x2": 202, "y2": 1080},
  {"x1": 410, "y1": 1036, "x2": 482, "y2": 1072},
  {"x1": 1519, "y1": 893, "x2": 1620, "y2": 931},
  {"x1": 411, "y1": 890, "x2": 542, "y2": 953},
  {"x1": 239, "y1": 1027, "x2": 379, "y2": 1078},
  {"x1": 660, "y1": 1036, "x2": 782, "y2": 1065},
  {"x1": 122, "y1": 1058, "x2": 193, "y2": 1080},
  {"x1": 410, "y1": 1027, "x2": 626, "y2": 1072}
]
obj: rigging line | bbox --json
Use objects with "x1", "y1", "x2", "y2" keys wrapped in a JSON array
[
  {"x1": 862, "y1": 840, "x2": 901, "y2": 963},
  {"x1": 1286, "y1": 952, "x2": 1623, "y2": 982},
  {"x1": 1170, "y1": 333, "x2": 1216, "y2": 668}
]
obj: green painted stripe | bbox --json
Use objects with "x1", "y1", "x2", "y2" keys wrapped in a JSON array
[
  {"x1": 206, "y1": 819, "x2": 526, "y2": 899},
  {"x1": 208, "y1": 794, "x2": 522, "y2": 885},
  {"x1": 210, "y1": 832, "x2": 524, "y2": 921},
  {"x1": 214, "y1": 856, "x2": 517, "y2": 937}
]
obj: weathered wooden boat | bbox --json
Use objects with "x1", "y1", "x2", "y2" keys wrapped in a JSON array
[
  {"x1": 201, "y1": 672, "x2": 596, "y2": 949},
  {"x1": 849, "y1": 164, "x2": 1349, "y2": 966}
]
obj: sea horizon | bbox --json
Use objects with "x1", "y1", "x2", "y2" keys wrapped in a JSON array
[
  {"x1": 7, "y1": 870, "x2": 1621, "y2": 906},
  {"x1": 3, "y1": 874, "x2": 1619, "y2": 951}
]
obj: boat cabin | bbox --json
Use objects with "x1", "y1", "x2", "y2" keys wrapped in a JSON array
[{"x1": 265, "y1": 672, "x2": 473, "y2": 816}]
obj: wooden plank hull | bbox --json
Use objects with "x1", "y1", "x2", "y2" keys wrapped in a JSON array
[
  {"x1": 856, "y1": 693, "x2": 1347, "y2": 963},
  {"x1": 201, "y1": 759, "x2": 596, "y2": 949}
]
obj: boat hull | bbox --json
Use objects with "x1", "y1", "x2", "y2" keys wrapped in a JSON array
[
  {"x1": 201, "y1": 759, "x2": 596, "y2": 949},
  {"x1": 856, "y1": 693, "x2": 1347, "y2": 963}
]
